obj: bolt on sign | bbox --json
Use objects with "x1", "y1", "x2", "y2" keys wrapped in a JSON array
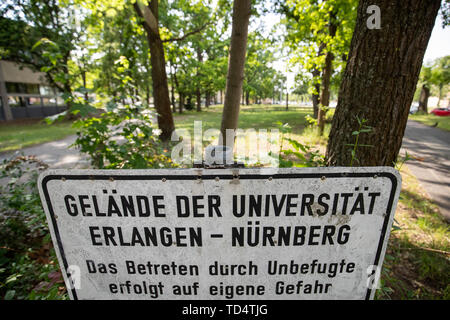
[{"x1": 38, "y1": 167, "x2": 401, "y2": 300}]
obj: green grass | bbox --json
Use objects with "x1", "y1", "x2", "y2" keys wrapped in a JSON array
[
  {"x1": 409, "y1": 113, "x2": 450, "y2": 131},
  {"x1": 376, "y1": 165, "x2": 450, "y2": 300},
  {"x1": 173, "y1": 104, "x2": 322, "y2": 165},
  {"x1": 0, "y1": 120, "x2": 77, "y2": 153},
  {"x1": 174, "y1": 104, "x2": 312, "y2": 133}
]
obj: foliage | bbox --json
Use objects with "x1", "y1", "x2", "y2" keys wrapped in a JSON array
[
  {"x1": 274, "y1": 121, "x2": 325, "y2": 167},
  {"x1": 81, "y1": 1, "x2": 152, "y2": 105},
  {"x1": 376, "y1": 166, "x2": 450, "y2": 300},
  {"x1": 243, "y1": 32, "x2": 286, "y2": 104},
  {"x1": 344, "y1": 116, "x2": 373, "y2": 166},
  {"x1": 415, "y1": 55, "x2": 450, "y2": 106},
  {"x1": 0, "y1": 156, "x2": 67, "y2": 300},
  {"x1": 0, "y1": 0, "x2": 76, "y2": 93},
  {"x1": 164, "y1": 0, "x2": 229, "y2": 110},
  {"x1": 73, "y1": 105, "x2": 176, "y2": 169},
  {"x1": 429, "y1": 56, "x2": 450, "y2": 105},
  {"x1": 279, "y1": 0, "x2": 358, "y2": 102},
  {"x1": 32, "y1": 37, "x2": 98, "y2": 118}
]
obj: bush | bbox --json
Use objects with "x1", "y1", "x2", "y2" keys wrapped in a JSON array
[
  {"x1": 73, "y1": 105, "x2": 176, "y2": 169},
  {"x1": 0, "y1": 156, "x2": 66, "y2": 300}
]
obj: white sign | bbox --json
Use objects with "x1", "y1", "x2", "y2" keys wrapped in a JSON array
[{"x1": 38, "y1": 167, "x2": 401, "y2": 300}]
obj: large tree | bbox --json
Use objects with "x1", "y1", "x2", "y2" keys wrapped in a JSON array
[
  {"x1": 133, "y1": 0, "x2": 174, "y2": 141},
  {"x1": 220, "y1": 0, "x2": 252, "y2": 147},
  {"x1": 279, "y1": 0, "x2": 358, "y2": 121},
  {"x1": 430, "y1": 55, "x2": 450, "y2": 107},
  {"x1": 326, "y1": 0, "x2": 441, "y2": 167},
  {"x1": 0, "y1": 0, "x2": 76, "y2": 95}
]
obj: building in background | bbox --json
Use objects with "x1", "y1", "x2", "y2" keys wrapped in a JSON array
[{"x1": 0, "y1": 60, "x2": 66, "y2": 121}]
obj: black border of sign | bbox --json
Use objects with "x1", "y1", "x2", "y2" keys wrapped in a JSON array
[{"x1": 41, "y1": 171, "x2": 398, "y2": 301}]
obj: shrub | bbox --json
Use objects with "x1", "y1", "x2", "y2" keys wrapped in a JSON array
[
  {"x1": 73, "y1": 105, "x2": 176, "y2": 169},
  {"x1": 0, "y1": 156, "x2": 66, "y2": 300}
]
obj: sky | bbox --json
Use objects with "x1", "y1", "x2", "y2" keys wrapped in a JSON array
[{"x1": 423, "y1": 16, "x2": 450, "y2": 64}]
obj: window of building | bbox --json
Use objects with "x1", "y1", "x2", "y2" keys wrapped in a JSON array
[
  {"x1": 39, "y1": 85, "x2": 56, "y2": 96},
  {"x1": 8, "y1": 96, "x2": 26, "y2": 107},
  {"x1": 5, "y1": 82, "x2": 39, "y2": 94}
]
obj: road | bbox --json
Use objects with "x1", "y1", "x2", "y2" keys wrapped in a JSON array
[{"x1": 401, "y1": 120, "x2": 450, "y2": 222}]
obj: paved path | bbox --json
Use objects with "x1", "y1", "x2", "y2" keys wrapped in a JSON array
[
  {"x1": 401, "y1": 120, "x2": 450, "y2": 222},
  {"x1": 0, "y1": 135, "x2": 89, "y2": 169}
]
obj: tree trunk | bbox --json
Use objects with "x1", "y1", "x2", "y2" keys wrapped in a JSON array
[
  {"x1": 437, "y1": 84, "x2": 443, "y2": 107},
  {"x1": 179, "y1": 93, "x2": 184, "y2": 113},
  {"x1": 206, "y1": 92, "x2": 210, "y2": 108},
  {"x1": 196, "y1": 47, "x2": 203, "y2": 112},
  {"x1": 245, "y1": 91, "x2": 250, "y2": 105},
  {"x1": 220, "y1": 0, "x2": 251, "y2": 147},
  {"x1": 146, "y1": 81, "x2": 150, "y2": 106},
  {"x1": 317, "y1": 50, "x2": 334, "y2": 135},
  {"x1": 311, "y1": 43, "x2": 326, "y2": 119},
  {"x1": 326, "y1": 0, "x2": 441, "y2": 167},
  {"x1": 318, "y1": 17, "x2": 336, "y2": 136},
  {"x1": 134, "y1": 1, "x2": 174, "y2": 141},
  {"x1": 418, "y1": 84, "x2": 430, "y2": 113},
  {"x1": 81, "y1": 70, "x2": 88, "y2": 103},
  {"x1": 170, "y1": 71, "x2": 176, "y2": 113},
  {"x1": 312, "y1": 79, "x2": 320, "y2": 118},
  {"x1": 286, "y1": 91, "x2": 289, "y2": 110}
]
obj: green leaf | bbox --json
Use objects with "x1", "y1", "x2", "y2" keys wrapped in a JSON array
[
  {"x1": 4, "y1": 290, "x2": 16, "y2": 300},
  {"x1": 6, "y1": 273, "x2": 21, "y2": 284}
]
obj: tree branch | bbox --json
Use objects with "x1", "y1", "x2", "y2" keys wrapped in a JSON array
[
  {"x1": 134, "y1": 0, "x2": 159, "y2": 35},
  {"x1": 161, "y1": 21, "x2": 212, "y2": 43}
]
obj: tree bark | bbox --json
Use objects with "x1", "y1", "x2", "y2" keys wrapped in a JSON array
[
  {"x1": 311, "y1": 74, "x2": 320, "y2": 119},
  {"x1": 170, "y1": 65, "x2": 176, "y2": 113},
  {"x1": 326, "y1": 0, "x2": 441, "y2": 167},
  {"x1": 171, "y1": 81, "x2": 176, "y2": 113},
  {"x1": 220, "y1": 0, "x2": 252, "y2": 147},
  {"x1": 311, "y1": 43, "x2": 326, "y2": 119},
  {"x1": 206, "y1": 92, "x2": 210, "y2": 108},
  {"x1": 318, "y1": 17, "x2": 337, "y2": 136},
  {"x1": 134, "y1": 1, "x2": 174, "y2": 141},
  {"x1": 196, "y1": 47, "x2": 203, "y2": 112},
  {"x1": 286, "y1": 91, "x2": 289, "y2": 110},
  {"x1": 418, "y1": 84, "x2": 430, "y2": 113},
  {"x1": 437, "y1": 84, "x2": 443, "y2": 107},
  {"x1": 179, "y1": 93, "x2": 184, "y2": 113},
  {"x1": 317, "y1": 50, "x2": 334, "y2": 135}
]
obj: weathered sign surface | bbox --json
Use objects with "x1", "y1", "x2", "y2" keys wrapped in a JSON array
[{"x1": 38, "y1": 167, "x2": 401, "y2": 300}]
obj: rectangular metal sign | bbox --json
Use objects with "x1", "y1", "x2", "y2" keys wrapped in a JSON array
[{"x1": 38, "y1": 167, "x2": 401, "y2": 300}]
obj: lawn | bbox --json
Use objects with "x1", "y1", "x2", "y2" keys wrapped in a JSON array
[
  {"x1": 409, "y1": 113, "x2": 450, "y2": 131},
  {"x1": 377, "y1": 165, "x2": 450, "y2": 299},
  {"x1": 174, "y1": 104, "x2": 313, "y2": 133},
  {"x1": 173, "y1": 104, "x2": 327, "y2": 165},
  {"x1": 0, "y1": 119, "x2": 77, "y2": 153}
]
